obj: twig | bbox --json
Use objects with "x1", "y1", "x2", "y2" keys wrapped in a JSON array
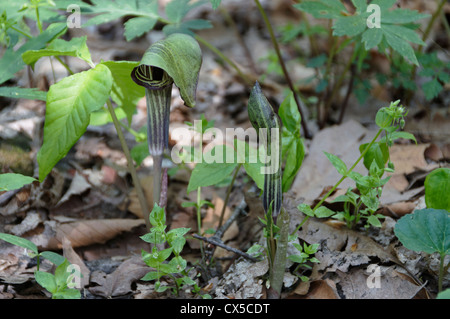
[
  {"x1": 106, "y1": 99, "x2": 151, "y2": 230},
  {"x1": 254, "y1": 0, "x2": 311, "y2": 138},
  {"x1": 192, "y1": 234, "x2": 258, "y2": 262}
]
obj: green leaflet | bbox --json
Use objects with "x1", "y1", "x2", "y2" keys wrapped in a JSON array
[
  {"x1": 247, "y1": 82, "x2": 282, "y2": 218},
  {"x1": 0, "y1": 173, "x2": 36, "y2": 191},
  {"x1": 37, "y1": 64, "x2": 113, "y2": 181},
  {"x1": 131, "y1": 33, "x2": 202, "y2": 108},
  {"x1": 22, "y1": 36, "x2": 94, "y2": 69},
  {"x1": 0, "y1": 87, "x2": 47, "y2": 101}
]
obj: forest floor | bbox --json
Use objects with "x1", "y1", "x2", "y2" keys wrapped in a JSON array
[{"x1": 0, "y1": 0, "x2": 449, "y2": 299}]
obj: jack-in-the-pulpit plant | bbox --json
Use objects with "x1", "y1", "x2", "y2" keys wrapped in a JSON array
[{"x1": 131, "y1": 33, "x2": 202, "y2": 217}]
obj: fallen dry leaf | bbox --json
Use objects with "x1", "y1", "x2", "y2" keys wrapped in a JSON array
[
  {"x1": 39, "y1": 218, "x2": 145, "y2": 250},
  {"x1": 62, "y1": 237, "x2": 90, "y2": 288},
  {"x1": 89, "y1": 256, "x2": 149, "y2": 298}
]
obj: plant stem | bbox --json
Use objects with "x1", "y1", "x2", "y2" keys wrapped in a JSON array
[
  {"x1": 254, "y1": 0, "x2": 311, "y2": 138},
  {"x1": 55, "y1": 56, "x2": 74, "y2": 75},
  {"x1": 291, "y1": 128, "x2": 383, "y2": 236},
  {"x1": 438, "y1": 253, "x2": 445, "y2": 292},
  {"x1": 10, "y1": 26, "x2": 32, "y2": 38},
  {"x1": 218, "y1": 163, "x2": 242, "y2": 228},
  {"x1": 35, "y1": 6, "x2": 43, "y2": 33},
  {"x1": 194, "y1": 34, "x2": 253, "y2": 86},
  {"x1": 152, "y1": 154, "x2": 163, "y2": 210},
  {"x1": 197, "y1": 186, "x2": 205, "y2": 260},
  {"x1": 106, "y1": 98, "x2": 151, "y2": 230}
]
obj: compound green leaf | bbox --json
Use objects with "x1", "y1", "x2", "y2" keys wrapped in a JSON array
[
  {"x1": 35, "y1": 271, "x2": 57, "y2": 294},
  {"x1": 37, "y1": 64, "x2": 112, "y2": 181},
  {"x1": 394, "y1": 208, "x2": 450, "y2": 255},
  {"x1": 124, "y1": 16, "x2": 158, "y2": 41},
  {"x1": 293, "y1": 1, "x2": 346, "y2": 19}
]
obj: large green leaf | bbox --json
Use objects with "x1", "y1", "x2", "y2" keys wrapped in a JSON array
[
  {"x1": 425, "y1": 168, "x2": 450, "y2": 211},
  {"x1": 22, "y1": 36, "x2": 94, "y2": 69},
  {"x1": 37, "y1": 64, "x2": 112, "y2": 181},
  {"x1": 0, "y1": 173, "x2": 36, "y2": 191},
  {"x1": 394, "y1": 208, "x2": 450, "y2": 255},
  {"x1": 101, "y1": 60, "x2": 145, "y2": 124},
  {"x1": 131, "y1": 33, "x2": 202, "y2": 108},
  {"x1": 0, "y1": 22, "x2": 67, "y2": 85}
]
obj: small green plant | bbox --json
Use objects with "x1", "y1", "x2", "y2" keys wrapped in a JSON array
[
  {"x1": 0, "y1": 233, "x2": 81, "y2": 299},
  {"x1": 140, "y1": 204, "x2": 209, "y2": 298},
  {"x1": 395, "y1": 167, "x2": 450, "y2": 294},
  {"x1": 297, "y1": 100, "x2": 415, "y2": 230}
]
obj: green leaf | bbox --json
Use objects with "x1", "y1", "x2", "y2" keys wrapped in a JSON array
[
  {"x1": 315, "y1": 206, "x2": 335, "y2": 218},
  {"x1": 0, "y1": 22, "x2": 67, "y2": 85},
  {"x1": 437, "y1": 289, "x2": 450, "y2": 299},
  {"x1": 297, "y1": 203, "x2": 314, "y2": 217},
  {"x1": 101, "y1": 60, "x2": 145, "y2": 124},
  {"x1": 0, "y1": 233, "x2": 38, "y2": 254},
  {"x1": 282, "y1": 136, "x2": 304, "y2": 192},
  {"x1": 37, "y1": 63, "x2": 113, "y2": 182},
  {"x1": 124, "y1": 16, "x2": 158, "y2": 41},
  {"x1": 367, "y1": 215, "x2": 382, "y2": 227},
  {"x1": 362, "y1": 27, "x2": 383, "y2": 50},
  {"x1": 294, "y1": 1, "x2": 346, "y2": 19},
  {"x1": 130, "y1": 142, "x2": 149, "y2": 166},
  {"x1": 210, "y1": 0, "x2": 221, "y2": 10},
  {"x1": 359, "y1": 142, "x2": 389, "y2": 171},
  {"x1": 383, "y1": 28, "x2": 419, "y2": 66},
  {"x1": 82, "y1": 0, "x2": 159, "y2": 28},
  {"x1": 22, "y1": 36, "x2": 93, "y2": 69},
  {"x1": 0, "y1": 87, "x2": 47, "y2": 101},
  {"x1": 131, "y1": 33, "x2": 202, "y2": 108},
  {"x1": 333, "y1": 15, "x2": 367, "y2": 37},
  {"x1": 324, "y1": 151, "x2": 347, "y2": 176},
  {"x1": 394, "y1": 208, "x2": 450, "y2": 255},
  {"x1": 187, "y1": 148, "x2": 238, "y2": 194},
  {"x1": 35, "y1": 271, "x2": 57, "y2": 294},
  {"x1": 40, "y1": 251, "x2": 66, "y2": 267},
  {"x1": 422, "y1": 79, "x2": 443, "y2": 101},
  {"x1": 141, "y1": 271, "x2": 161, "y2": 281},
  {"x1": 425, "y1": 168, "x2": 450, "y2": 211},
  {"x1": 0, "y1": 173, "x2": 36, "y2": 191},
  {"x1": 278, "y1": 92, "x2": 300, "y2": 133}
]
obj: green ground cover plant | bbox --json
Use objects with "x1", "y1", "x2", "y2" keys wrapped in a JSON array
[{"x1": 0, "y1": 0, "x2": 448, "y2": 300}]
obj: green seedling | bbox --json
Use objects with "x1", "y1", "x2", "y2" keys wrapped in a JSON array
[
  {"x1": 0, "y1": 233, "x2": 81, "y2": 299},
  {"x1": 296, "y1": 100, "x2": 416, "y2": 230},
  {"x1": 140, "y1": 204, "x2": 209, "y2": 298}
]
